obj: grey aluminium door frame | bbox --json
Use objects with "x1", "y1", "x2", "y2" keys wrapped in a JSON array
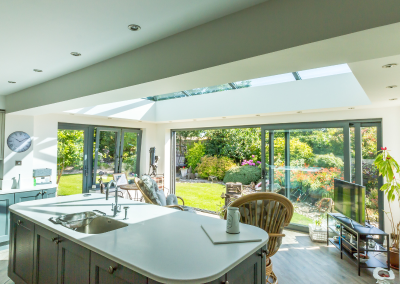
[{"x1": 58, "y1": 123, "x2": 91, "y2": 193}]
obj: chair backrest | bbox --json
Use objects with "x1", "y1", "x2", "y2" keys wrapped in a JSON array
[
  {"x1": 225, "y1": 192, "x2": 294, "y2": 257},
  {"x1": 133, "y1": 177, "x2": 154, "y2": 204}
]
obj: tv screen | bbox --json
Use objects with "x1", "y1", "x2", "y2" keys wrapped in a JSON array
[{"x1": 333, "y1": 179, "x2": 365, "y2": 224}]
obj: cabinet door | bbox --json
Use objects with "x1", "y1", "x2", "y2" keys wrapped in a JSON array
[
  {"x1": 33, "y1": 226, "x2": 59, "y2": 284},
  {"x1": 0, "y1": 193, "x2": 14, "y2": 243},
  {"x1": 42, "y1": 188, "x2": 57, "y2": 199},
  {"x1": 8, "y1": 213, "x2": 35, "y2": 284},
  {"x1": 15, "y1": 190, "x2": 42, "y2": 203},
  {"x1": 225, "y1": 249, "x2": 263, "y2": 284},
  {"x1": 58, "y1": 237, "x2": 90, "y2": 284},
  {"x1": 90, "y1": 251, "x2": 147, "y2": 284}
]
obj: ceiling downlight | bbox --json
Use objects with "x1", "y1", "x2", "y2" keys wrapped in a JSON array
[
  {"x1": 128, "y1": 24, "x2": 141, "y2": 31},
  {"x1": 33, "y1": 69, "x2": 42, "y2": 72},
  {"x1": 382, "y1": 63, "x2": 397, "y2": 68},
  {"x1": 389, "y1": 98, "x2": 398, "y2": 101},
  {"x1": 8, "y1": 81, "x2": 16, "y2": 84},
  {"x1": 386, "y1": 85, "x2": 397, "y2": 89},
  {"x1": 70, "y1": 52, "x2": 81, "y2": 57}
]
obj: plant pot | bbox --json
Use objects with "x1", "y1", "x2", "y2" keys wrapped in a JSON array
[
  {"x1": 389, "y1": 248, "x2": 399, "y2": 270},
  {"x1": 180, "y1": 168, "x2": 188, "y2": 178}
]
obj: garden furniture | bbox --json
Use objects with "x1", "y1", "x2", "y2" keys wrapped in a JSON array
[
  {"x1": 225, "y1": 192, "x2": 294, "y2": 284},
  {"x1": 208, "y1": 175, "x2": 218, "y2": 183}
]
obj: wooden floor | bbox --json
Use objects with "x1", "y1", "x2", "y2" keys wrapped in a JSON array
[{"x1": 1, "y1": 213, "x2": 398, "y2": 284}]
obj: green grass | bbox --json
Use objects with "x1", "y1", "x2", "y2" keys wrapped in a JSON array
[
  {"x1": 58, "y1": 173, "x2": 83, "y2": 196},
  {"x1": 176, "y1": 182, "x2": 225, "y2": 212},
  {"x1": 176, "y1": 182, "x2": 314, "y2": 225}
]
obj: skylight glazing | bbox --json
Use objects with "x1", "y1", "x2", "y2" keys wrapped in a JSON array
[{"x1": 147, "y1": 63, "x2": 352, "y2": 101}]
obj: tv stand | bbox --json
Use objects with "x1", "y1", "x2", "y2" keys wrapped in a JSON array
[{"x1": 327, "y1": 213, "x2": 390, "y2": 276}]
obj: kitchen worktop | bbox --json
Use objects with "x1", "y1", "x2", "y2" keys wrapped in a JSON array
[
  {"x1": 9, "y1": 194, "x2": 269, "y2": 284},
  {"x1": 0, "y1": 184, "x2": 57, "y2": 194}
]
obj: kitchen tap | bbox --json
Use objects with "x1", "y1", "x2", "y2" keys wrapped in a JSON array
[{"x1": 106, "y1": 180, "x2": 121, "y2": 217}]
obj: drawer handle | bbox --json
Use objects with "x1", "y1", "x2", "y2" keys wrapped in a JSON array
[
  {"x1": 222, "y1": 281, "x2": 229, "y2": 284},
  {"x1": 258, "y1": 250, "x2": 268, "y2": 257},
  {"x1": 55, "y1": 240, "x2": 62, "y2": 244},
  {"x1": 43, "y1": 191, "x2": 47, "y2": 194},
  {"x1": 108, "y1": 266, "x2": 116, "y2": 274},
  {"x1": 17, "y1": 220, "x2": 22, "y2": 226}
]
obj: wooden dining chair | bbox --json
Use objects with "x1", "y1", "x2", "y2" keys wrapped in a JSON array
[{"x1": 225, "y1": 193, "x2": 294, "y2": 284}]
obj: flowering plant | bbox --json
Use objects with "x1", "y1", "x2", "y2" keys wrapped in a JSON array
[{"x1": 241, "y1": 155, "x2": 262, "y2": 167}]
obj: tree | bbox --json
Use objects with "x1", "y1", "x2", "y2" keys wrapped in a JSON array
[{"x1": 57, "y1": 130, "x2": 84, "y2": 184}]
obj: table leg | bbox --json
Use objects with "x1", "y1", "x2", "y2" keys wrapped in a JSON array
[{"x1": 387, "y1": 235, "x2": 391, "y2": 270}]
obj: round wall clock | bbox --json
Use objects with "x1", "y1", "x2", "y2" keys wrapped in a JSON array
[{"x1": 7, "y1": 131, "x2": 32, "y2": 153}]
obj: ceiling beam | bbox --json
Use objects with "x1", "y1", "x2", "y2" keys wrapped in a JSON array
[{"x1": 6, "y1": 0, "x2": 400, "y2": 113}]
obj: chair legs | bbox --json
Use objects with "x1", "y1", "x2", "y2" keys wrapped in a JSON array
[{"x1": 266, "y1": 258, "x2": 278, "y2": 284}]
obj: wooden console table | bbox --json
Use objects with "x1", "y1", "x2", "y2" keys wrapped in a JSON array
[{"x1": 327, "y1": 213, "x2": 390, "y2": 276}]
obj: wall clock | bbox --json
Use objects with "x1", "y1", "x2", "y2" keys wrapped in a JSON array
[{"x1": 7, "y1": 131, "x2": 32, "y2": 153}]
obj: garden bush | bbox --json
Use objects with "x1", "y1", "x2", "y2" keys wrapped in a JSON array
[
  {"x1": 196, "y1": 156, "x2": 236, "y2": 180},
  {"x1": 223, "y1": 165, "x2": 261, "y2": 185},
  {"x1": 185, "y1": 142, "x2": 205, "y2": 170},
  {"x1": 313, "y1": 154, "x2": 344, "y2": 169}
]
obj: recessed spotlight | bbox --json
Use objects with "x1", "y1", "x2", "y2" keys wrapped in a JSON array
[
  {"x1": 8, "y1": 81, "x2": 16, "y2": 83},
  {"x1": 70, "y1": 52, "x2": 81, "y2": 56},
  {"x1": 128, "y1": 24, "x2": 141, "y2": 31},
  {"x1": 70, "y1": 113, "x2": 74, "y2": 115},
  {"x1": 108, "y1": 117, "x2": 112, "y2": 120},
  {"x1": 386, "y1": 85, "x2": 397, "y2": 89},
  {"x1": 222, "y1": 117, "x2": 226, "y2": 119},
  {"x1": 138, "y1": 120, "x2": 142, "y2": 122},
  {"x1": 193, "y1": 119, "x2": 197, "y2": 121},
  {"x1": 169, "y1": 121, "x2": 172, "y2": 123},
  {"x1": 33, "y1": 69, "x2": 42, "y2": 72},
  {"x1": 297, "y1": 111, "x2": 302, "y2": 114},
  {"x1": 255, "y1": 115, "x2": 260, "y2": 117},
  {"x1": 348, "y1": 107, "x2": 355, "y2": 110},
  {"x1": 389, "y1": 98, "x2": 398, "y2": 101},
  {"x1": 382, "y1": 63, "x2": 397, "y2": 68}
]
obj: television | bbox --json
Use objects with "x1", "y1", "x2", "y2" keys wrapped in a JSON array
[{"x1": 333, "y1": 179, "x2": 366, "y2": 224}]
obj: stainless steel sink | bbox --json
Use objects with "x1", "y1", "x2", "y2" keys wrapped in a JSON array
[
  {"x1": 49, "y1": 211, "x2": 128, "y2": 234},
  {"x1": 74, "y1": 216, "x2": 128, "y2": 234}
]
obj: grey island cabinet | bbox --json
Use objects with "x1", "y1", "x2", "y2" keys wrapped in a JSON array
[
  {"x1": 8, "y1": 194, "x2": 269, "y2": 284},
  {"x1": 0, "y1": 186, "x2": 57, "y2": 248}
]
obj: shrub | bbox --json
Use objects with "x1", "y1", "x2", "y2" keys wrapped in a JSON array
[
  {"x1": 185, "y1": 142, "x2": 205, "y2": 170},
  {"x1": 196, "y1": 156, "x2": 236, "y2": 180},
  {"x1": 313, "y1": 154, "x2": 344, "y2": 169},
  {"x1": 223, "y1": 165, "x2": 261, "y2": 185}
]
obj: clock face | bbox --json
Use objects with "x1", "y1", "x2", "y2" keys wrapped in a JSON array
[{"x1": 7, "y1": 131, "x2": 32, "y2": 153}]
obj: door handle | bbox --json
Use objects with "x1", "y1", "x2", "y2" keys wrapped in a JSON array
[
  {"x1": 108, "y1": 266, "x2": 116, "y2": 274},
  {"x1": 17, "y1": 220, "x2": 22, "y2": 226}
]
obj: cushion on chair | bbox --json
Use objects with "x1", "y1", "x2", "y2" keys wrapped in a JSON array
[
  {"x1": 156, "y1": 190, "x2": 167, "y2": 206},
  {"x1": 141, "y1": 175, "x2": 162, "y2": 205},
  {"x1": 166, "y1": 194, "x2": 179, "y2": 206}
]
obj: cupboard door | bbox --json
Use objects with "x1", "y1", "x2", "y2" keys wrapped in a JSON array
[
  {"x1": 8, "y1": 213, "x2": 35, "y2": 284},
  {"x1": 58, "y1": 237, "x2": 90, "y2": 284},
  {"x1": 42, "y1": 187, "x2": 57, "y2": 199},
  {"x1": 90, "y1": 251, "x2": 147, "y2": 284},
  {"x1": 0, "y1": 193, "x2": 14, "y2": 243},
  {"x1": 15, "y1": 190, "x2": 42, "y2": 203},
  {"x1": 33, "y1": 226, "x2": 59, "y2": 284},
  {"x1": 225, "y1": 249, "x2": 263, "y2": 284}
]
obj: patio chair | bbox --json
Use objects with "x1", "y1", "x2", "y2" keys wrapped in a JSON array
[
  {"x1": 134, "y1": 176, "x2": 186, "y2": 211},
  {"x1": 225, "y1": 193, "x2": 294, "y2": 284}
]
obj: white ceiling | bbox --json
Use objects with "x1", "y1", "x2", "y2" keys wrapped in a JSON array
[{"x1": 0, "y1": 0, "x2": 264, "y2": 96}]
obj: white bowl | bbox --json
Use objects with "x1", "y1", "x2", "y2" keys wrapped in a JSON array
[{"x1": 353, "y1": 253, "x2": 369, "y2": 263}]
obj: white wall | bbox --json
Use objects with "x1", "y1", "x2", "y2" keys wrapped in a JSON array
[
  {"x1": 156, "y1": 106, "x2": 400, "y2": 235},
  {"x1": 2, "y1": 113, "x2": 157, "y2": 190}
]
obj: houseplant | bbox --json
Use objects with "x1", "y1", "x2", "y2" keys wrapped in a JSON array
[{"x1": 374, "y1": 147, "x2": 400, "y2": 269}]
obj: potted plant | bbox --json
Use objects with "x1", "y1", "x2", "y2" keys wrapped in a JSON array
[
  {"x1": 374, "y1": 147, "x2": 400, "y2": 269},
  {"x1": 315, "y1": 217, "x2": 323, "y2": 230},
  {"x1": 180, "y1": 166, "x2": 188, "y2": 179}
]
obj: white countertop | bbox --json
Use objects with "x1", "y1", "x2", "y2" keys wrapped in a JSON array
[
  {"x1": 9, "y1": 194, "x2": 269, "y2": 284},
  {"x1": 0, "y1": 184, "x2": 57, "y2": 194}
]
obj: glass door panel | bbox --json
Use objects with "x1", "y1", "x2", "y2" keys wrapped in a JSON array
[
  {"x1": 120, "y1": 130, "x2": 140, "y2": 182},
  {"x1": 361, "y1": 126, "x2": 379, "y2": 227},
  {"x1": 272, "y1": 131, "x2": 286, "y2": 195},
  {"x1": 288, "y1": 128, "x2": 344, "y2": 226},
  {"x1": 57, "y1": 126, "x2": 89, "y2": 196},
  {"x1": 94, "y1": 128, "x2": 120, "y2": 184}
]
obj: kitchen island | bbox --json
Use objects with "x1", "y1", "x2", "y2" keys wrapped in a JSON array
[{"x1": 8, "y1": 194, "x2": 269, "y2": 284}]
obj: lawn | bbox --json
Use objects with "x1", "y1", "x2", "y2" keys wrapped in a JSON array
[
  {"x1": 58, "y1": 173, "x2": 83, "y2": 196},
  {"x1": 176, "y1": 182, "x2": 313, "y2": 225}
]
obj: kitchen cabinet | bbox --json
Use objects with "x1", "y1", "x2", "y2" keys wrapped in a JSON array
[
  {"x1": 42, "y1": 187, "x2": 57, "y2": 199},
  {"x1": 9, "y1": 213, "x2": 35, "y2": 284},
  {"x1": 225, "y1": 249, "x2": 264, "y2": 284},
  {"x1": 15, "y1": 190, "x2": 42, "y2": 204},
  {"x1": 0, "y1": 193, "x2": 14, "y2": 243},
  {"x1": 58, "y1": 236, "x2": 90, "y2": 283},
  {"x1": 90, "y1": 251, "x2": 147, "y2": 284},
  {"x1": 33, "y1": 225, "x2": 59, "y2": 284}
]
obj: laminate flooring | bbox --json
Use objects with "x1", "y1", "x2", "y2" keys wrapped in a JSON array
[{"x1": 0, "y1": 218, "x2": 398, "y2": 284}]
